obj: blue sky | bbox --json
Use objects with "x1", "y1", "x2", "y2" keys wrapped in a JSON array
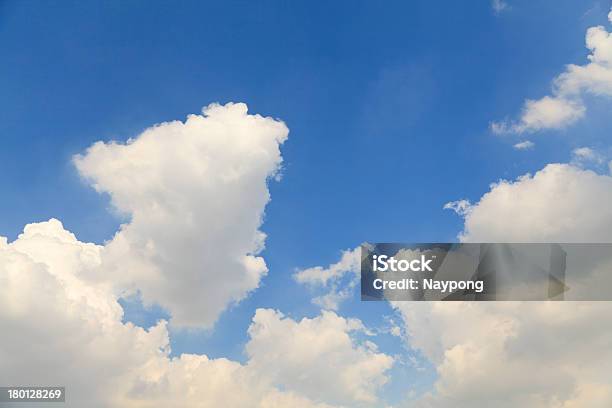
[{"x1": 2, "y1": 0, "x2": 612, "y2": 405}]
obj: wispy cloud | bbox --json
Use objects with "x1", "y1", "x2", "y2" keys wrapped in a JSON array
[
  {"x1": 513, "y1": 140, "x2": 535, "y2": 150},
  {"x1": 294, "y1": 247, "x2": 361, "y2": 311},
  {"x1": 491, "y1": 0, "x2": 509, "y2": 15},
  {"x1": 571, "y1": 146, "x2": 605, "y2": 166}
]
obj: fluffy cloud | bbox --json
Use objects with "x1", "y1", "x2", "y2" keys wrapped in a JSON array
[
  {"x1": 0, "y1": 219, "x2": 392, "y2": 407},
  {"x1": 1, "y1": 103, "x2": 395, "y2": 407},
  {"x1": 395, "y1": 301, "x2": 612, "y2": 408},
  {"x1": 445, "y1": 163, "x2": 612, "y2": 242},
  {"x1": 401, "y1": 162, "x2": 612, "y2": 407},
  {"x1": 246, "y1": 309, "x2": 393, "y2": 406},
  {"x1": 492, "y1": 10, "x2": 612, "y2": 133},
  {"x1": 74, "y1": 102, "x2": 288, "y2": 327},
  {"x1": 294, "y1": 247, "x2": 361, "y2": 310}
]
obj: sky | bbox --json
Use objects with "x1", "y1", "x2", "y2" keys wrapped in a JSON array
[{"x1": 2, "y1": 1, "x2": 612, "y2": 407}]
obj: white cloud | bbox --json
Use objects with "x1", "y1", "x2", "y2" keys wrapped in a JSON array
[
  {"x1": 0, "y1": 218, "x2": 391, "y2": 407},
  {"x1": 246, "y1": 308, "x2": 393, "y2": 406},
  {"x1": 294, "y1": 247, "x2": 361, "y2": 310},
  {"x1": 446, "y1": 163, "x2": 612, "y2": 242},
  {"x1": 74, "y1": 102, "x2": 288, "y2": 328},
  {"x1": 492, "y1": 96, "x2": 585, "y2": 134},
  {"x1": 513, "y1": 140, "x2": 535, "y2": 150},
  {"x1": 295, "y1": 248, "x2": 360, "y2": 286},
  {"x1": 492, "y1": 0, "x2": 509, "y2": 15},
  {"x1": 0, "y1": 103, "x2": 396, "y2": 407},
  {"x1": 572, "y1": 146, "x2": 597, "y2": 159},
  {"x1": 492, "y1": 9, "x2": 612, "y2": 134},
  {"x1": 571, "y1": 146, "x2": 605, "y2": 165},
  {"x1": 395, "y1": 301, "x2": 612, "y2": 408},
  {"x1": 443, "y1": 199, "x2": 472, "y2": 217},
  {"x1": 402, "y1": 162, "x2": 612, "y2": 407}
]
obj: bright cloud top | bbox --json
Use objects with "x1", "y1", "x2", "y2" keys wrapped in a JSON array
[
  {"x1": 74, "y1": 102, "x2": 288, "y2": 327},
  {"x1": 492, "y1": 9, "x2": 612, "y2": 134},
  {"x1": 445, "y1": 163, "x2": 612, "y2": 242}
]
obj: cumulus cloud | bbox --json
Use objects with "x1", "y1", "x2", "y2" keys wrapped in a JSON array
[
  {"x1": 395, "y1": 301, "x2": 612, "y2": 408},
  {"x1": 294, "y1": 247, "x2": 361, "y2": 310},
  {"x1": 0, "y1": 103, "x2": 396, "y2": 407},
  {"x1": 74, "y1": 102, "x2": 288, "y2": 328},
  {"x1": 406, "y1": 162, "x2": 612, "y2": 407},
  {"x1": 246, "y1": 309, "x2": 393, "y2": 406},
  {"x1": 445, "y1": 163, "x2": 612, "y2": 242},
  {"x1": 0, "y1": 218, "x2": 392, "y2": 407},
  {"x1": 491, "y1": 9, "x2": 612, "y2": 134}
]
